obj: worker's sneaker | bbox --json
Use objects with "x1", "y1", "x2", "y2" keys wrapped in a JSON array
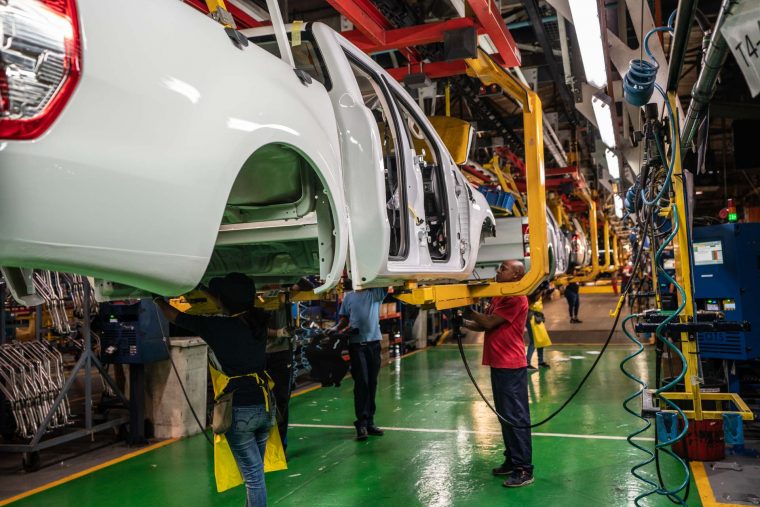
[
  {"x1": 355, "y1": 426, "x2": 368, "y2": 440},
  {"x1": 367, "y1": 425, "x2": 385, "y2": 436},
  {"x1": 492, "y1": 463, "x2": 514, "y2": 476},
  {"x1": 503, "y1": 470, "x2": 534, "y2": 488},
  {"x1": 527, "y1": 365, "x2": 538, "y2": 371},
  {"x1": 539, "y1": 362, "x2": 551, "y2": 368}
]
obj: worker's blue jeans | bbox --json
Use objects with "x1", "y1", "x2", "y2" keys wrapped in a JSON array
[
  {"x1": 525, "y1": 319, "x2": 544, "y2": 365},
  {"x1": 565, "y1": 291, "x2": 580, "y2": 319},
  {"x1": 490, "y1": 367, "x2": 533, "y2": 473},
  {"x1": 226, "y1": 404, "x2": 272, "y2": 507}
]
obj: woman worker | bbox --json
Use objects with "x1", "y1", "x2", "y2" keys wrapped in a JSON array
[{"x1": 155, "y1": 272, "x2": 272, "y2": 507}]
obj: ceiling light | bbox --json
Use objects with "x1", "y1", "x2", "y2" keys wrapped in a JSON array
[
  {"x1": 478, "y1": 34, "x2": 498, "y2": 55},
  {"x1": 592, "y1": 93, "x2": 616, "y2": 148},
  {"x1": 605, "y1": 149, "x2": 620, "y2": 179},
  {"x1": 614, "y1": 194, "x2": 624, "y2": 218},
  {"x1": 695, "y1": 191, "x2": 704, "y2": 195},
  {"x1": 570, "y1": 0, "x2": 607, "y2": 89},
  {"x1": 568, "y1": 0, "x2": 608, "y2": 88}
]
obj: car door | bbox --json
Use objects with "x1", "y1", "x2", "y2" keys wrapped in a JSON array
[
  {"x1": 384, "y1": 85, "x2": 460, "y2": 267},
  {"x1": 306, "y1": 24, "x2": 415, "y2": 287}
]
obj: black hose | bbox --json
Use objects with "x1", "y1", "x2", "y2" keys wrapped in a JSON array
[{"x1": 154, "y1": 304, "x2": 213, "y2": 446}]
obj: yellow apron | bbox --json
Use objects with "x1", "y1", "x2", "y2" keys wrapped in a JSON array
[
  {"x1": 208, "y1": 365, "x2": 288, "y2": 493},
  {"x1": 528, "y1": 300, "x2": 552, "y2": 349}
]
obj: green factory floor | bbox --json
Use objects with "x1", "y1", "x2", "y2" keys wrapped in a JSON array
[{"x1": 9, "y1": 345, "x2": 703, "y2": 507}]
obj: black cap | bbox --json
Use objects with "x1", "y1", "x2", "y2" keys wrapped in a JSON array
[{"x1": 208, "y1": 272, "x2": 255, "y2": 314}]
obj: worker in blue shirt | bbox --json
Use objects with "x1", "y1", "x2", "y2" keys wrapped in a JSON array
[{"x1": 330, "y1": 280, "x2": 389, "y2": 440}]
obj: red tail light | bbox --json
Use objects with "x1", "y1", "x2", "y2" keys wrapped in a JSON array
[
  {"x1": 522, "y1": 223, "x2": 530, "y2": 257},
  {"x1": 0, "y1": 0, "x2": 81, "y2": 140}
]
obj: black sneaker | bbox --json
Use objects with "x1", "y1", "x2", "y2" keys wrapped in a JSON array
[
  {"x1": 492, "y1": 463, "x2": 514, "y2": 476},
  {"x1": 367, "y1": 425, "x2": 384, "y2": 436},
  {"x1": 503, "y1": 469, "x2": 534, "y2": 488},
  {"x1": 527, "y1": 365, "x2": 538, "y2": 371},
  {"x1": 355, "y1": 426, "x2": 368, "y2": 440},
  {"x1": 539, "y1": 362, "x2": 551, "y2": 368}
]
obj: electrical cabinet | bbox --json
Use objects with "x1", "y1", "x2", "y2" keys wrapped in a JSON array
[{"x1": 693, "y1": 223, "x2": 759, "y2": 360}]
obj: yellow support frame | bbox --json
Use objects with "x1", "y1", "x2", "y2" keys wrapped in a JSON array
[
  {"x1": 205, "y1": 0, "x2": 236, "y2": 27},
  {"x1": 655, "y1": 91, "x2": 752, "y2": 422},
  {"x1": 396, "y1": 50, "x2": 549, "y2": 310},
  {"x1": 565, "y1": 193, "x2": 600, "y2": 284}
]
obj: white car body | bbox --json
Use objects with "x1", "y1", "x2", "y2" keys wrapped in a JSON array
[
  {"x1": 475, "y1": 207, "x2": 568, "y2": 281},
  {"x1": 0, "y1": 0, "x2": 494, "y2": 301}
]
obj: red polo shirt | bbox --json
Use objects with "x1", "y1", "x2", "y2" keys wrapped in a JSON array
[{"x1": 482, "y1": 295, "x2": 529, "y2": 369}]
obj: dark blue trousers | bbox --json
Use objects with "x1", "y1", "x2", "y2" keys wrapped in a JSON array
[
  {"x1": 565, "y1": 291, "x2": 580, "y2": 318},
  {"x1": 490, "y1": 367, "x2": 533, "y2": 472},
  {"x1": 349, "y1": 341, "x2": 381, "y2": 428}
]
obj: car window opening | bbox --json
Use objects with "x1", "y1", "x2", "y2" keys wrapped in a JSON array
[
  {"x1": 392, "y1": 92, "x2": 450, "y2": 262},
  {"x1": 346, "y1": 56, "x2": 409, "y2": 260}
]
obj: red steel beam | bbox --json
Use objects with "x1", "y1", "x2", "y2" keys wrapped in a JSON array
[
  {"x1": 343, "y1": 17, "x2": 478, "y2": 53},
  {"x1": 326, "y1": 0, "x2": 391, "y2": 45},
  {"x1": 386, "y1": 60, "x2": 469, "y2": 81},
  {"x1": 465, "y1": 0, "x2": 520, "y2": 67}
]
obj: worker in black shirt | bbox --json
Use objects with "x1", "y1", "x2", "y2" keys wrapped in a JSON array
[
  {"x1": 155, "y1": 272, "x2": 271, "y2": 507},
  {"x1": 266, "y1": 307, "x2": 293, "y2": 452}
]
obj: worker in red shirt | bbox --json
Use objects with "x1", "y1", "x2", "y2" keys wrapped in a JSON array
[{"x1": 463, "y1": 259, "x2": 533, "y2": 488}]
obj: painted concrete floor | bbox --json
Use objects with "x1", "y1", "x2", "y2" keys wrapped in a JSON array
[{"x1": 7, "y1": 345, "x2": 704, "y2": 507}]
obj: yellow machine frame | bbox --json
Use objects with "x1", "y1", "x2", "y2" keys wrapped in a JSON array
[
  {"x1": 396, "y1": 49, "x2": 549, "y2": 310},
  {"x1": 651, "y1": 92, "x2": 752, "y2": 422}
]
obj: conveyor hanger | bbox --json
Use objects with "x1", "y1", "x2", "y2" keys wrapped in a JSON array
[{"x1": 395, "y1": 50, "x2": 550, "y2": 310}]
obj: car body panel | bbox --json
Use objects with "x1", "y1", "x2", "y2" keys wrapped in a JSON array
[
  {"x1": 0, "y1": 0, "x2": 347, "y2": 296},
  {"x1": 475, "y1": 206, "x2": 568, "y2": 281}
]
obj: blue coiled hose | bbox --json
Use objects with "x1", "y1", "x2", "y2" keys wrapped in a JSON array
[
  {"x1": 621, "y1": 11, "x2": 693, "y2": 503},
  {"x1": 620, "y1": 312, "x2": 659, "y2": 506},
  {"x1": 645, "y1": 204, "x2": 691, "y2": 505},
  {"x1": 621, "y1": 206, "x2": 691, "y2": 505},
  {"x1": 623, "y1": 11, "x2": 678, "y2": 107}
]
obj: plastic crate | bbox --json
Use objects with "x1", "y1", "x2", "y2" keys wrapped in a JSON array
[{"x1": 478, "y1": 186, "x2": 515, "y2": 212}]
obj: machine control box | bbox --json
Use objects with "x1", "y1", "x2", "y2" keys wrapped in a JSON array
[
  {"x1": 99, "y1": 299, "x2": 170, "y2": 364},
  {"x1": 693, "y1": 223, "x2": 759, "y2": 360}
]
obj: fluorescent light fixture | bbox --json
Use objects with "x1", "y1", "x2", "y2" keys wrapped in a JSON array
[
  {"x1": 568, "y1": 0, "x2": 608, "y2": 88},
  {"x1": 478, "y1": 34, "x2": 498, "y2": 55},
  {"x1": 605, "y1": 148, "x2": 620, "y2": 179},
  {"x1": 592, "y1": 92, "x2": 616, "y2": 148},
  {"x1": 614, "y1": 194, "x2": 624, "y2": 218},
  {"x1": 695, "y1": 190, "x2": 704, "y2": 195}
]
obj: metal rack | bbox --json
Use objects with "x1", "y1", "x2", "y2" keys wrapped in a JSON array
[{"x1": 0, "y1": 279, "x2": 129, "y2": 471}]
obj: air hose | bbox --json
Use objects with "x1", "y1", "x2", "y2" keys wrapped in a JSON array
[
  {"x1": 619, "y1": 11, "x2": 694, "y2": 502},
  {"x1": 620, "y1": 312, "x2": 659, "y2": 506},
  {"x1": 154, "y1": 304, "x2": 214, "y2": 446},
  {"x1": 623, "y1": 11, "x2": 677, "y2": 107},
  {"x1": 620, "y1": 209, "x2": 690, "y2": 505},
  {"x1": 643, "y1": 205, "x2": 690, "y2": 505}
]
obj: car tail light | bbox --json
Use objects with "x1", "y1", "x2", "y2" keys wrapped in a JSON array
[
  {"x1": 522, "y1": 223, "x2": 530, "y2": 257},
  {"x1": 0, "y1": 0, "x2": 81, "y2": 140}
]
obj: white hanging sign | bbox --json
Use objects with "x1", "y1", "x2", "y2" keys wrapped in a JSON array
[{"x1": 721, "y1": 2, "x2": 760, "y2": 98}]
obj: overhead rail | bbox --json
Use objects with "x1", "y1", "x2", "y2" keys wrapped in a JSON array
[
  {"x1": 337, "y1": 0, "x2": 521, "y2": 75},
  {"x1": 396, "y1": 50, "x2": 548, "y2": 310}
]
